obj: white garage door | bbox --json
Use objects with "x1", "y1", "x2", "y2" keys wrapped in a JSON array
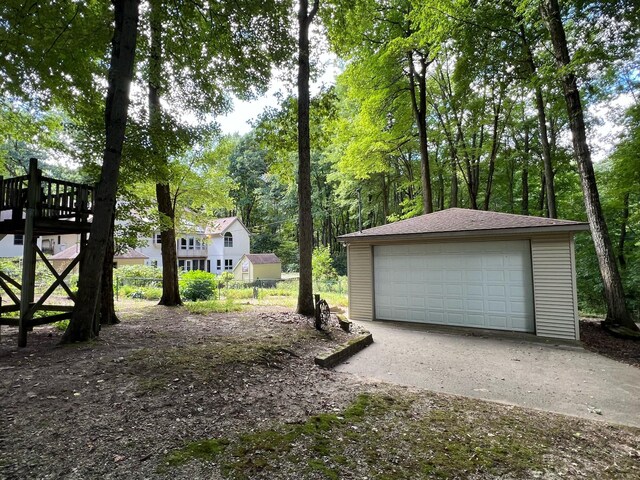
[{"x1": 374, "y1": 241, "x2": 535, "y2": 332}]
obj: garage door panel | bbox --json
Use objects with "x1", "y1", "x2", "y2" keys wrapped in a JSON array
[
  {"x1": 374, "y1": 241, "x2": 534, "y2": 333},
  {"x1": 408, "y1": 297, "x2": 425, "y2": 308},
  {"x1": 487, "y1": 285, "x2": 506, "y2": 297},
  {"x1": 467, "y1": 314, "x2": 485, "y2": 325},
  {"x1": 485, "y1": 270, "x2": 505, "y2": 282},
  {"x1": 444, "y1": 284, "x2": 463, "y2": 296},
  {"x1": 445, "y1": 298, "x2": 464, "y2": 310},
  {"x1": 487, "y1": 315, "x2": 508, "y2": 328},
  {"x1": 487, "y1": 300, "x2": 507, "y2": 313},
  {"x1": 466, "y1": 299, "x2": 484, "y2": 311},
  {"x1": 427, "y1": 297, "x2": 443, "y2": 310}
]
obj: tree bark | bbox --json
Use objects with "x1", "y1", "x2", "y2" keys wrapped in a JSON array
[
  {"x1": 450, "y1": 158, "x2": 458, "y2": 208},
  {"x1": 100, "y1": 212, "x2": 120, "y2": 325},
  {"x1": 618, "y1": 192, "x2": 629, "y2": 269},
  {"x1": 63, "y1": 0, "x2": 140, "y2": 342},
  {"x1": 483, "y1": 100, "x2": 502, "y2": 210},
  {"x1": 541, "y1": 0, "x2": 638, "y2": 333},
  {"x1": 296, "y1": 0, "x2": 318, "y2": 316},
  {"x1": 408, "y1": 53, "x2": 433, "y2": 214},
  {"x1": 149, "y1": 0, "x2": 181, "y2": 306},
  {"x1": 521, "y1": 129, "x2": 530, "y2": 215},
  {"x1": 156, "y1": 184, "x2": 182, "y2": 305},
  {"x1": 515, "y1": 13, "x2": 557, "y2": 218}
]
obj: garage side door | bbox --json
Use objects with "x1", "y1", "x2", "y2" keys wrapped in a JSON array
[{"x1": 374, "y1": 241, "x2": 535, "y2": 332}]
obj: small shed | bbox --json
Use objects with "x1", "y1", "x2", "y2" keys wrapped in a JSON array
[
  {"x1": 50, "y1": 245, "x2": 147, "y2": 273},
  {"x1": 233, "y1": 253, "x2": 281, "y2": 282},
  {"x1": 338, "y1": 208, "x2": 590, "y2": 341}
]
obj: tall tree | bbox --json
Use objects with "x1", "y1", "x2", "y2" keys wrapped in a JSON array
[
  {"x1": 148, "y1": 0, "x2": 181, "y2": 305},
  {"x1": 540, "y1": 0, "x2": 639, "y2": 334},
  {"x1": 297, "y1": 0, "x2": 319, "y2": 316},
  {"x1": 63, "y1": 0, "x2": 140, "y2": 342}
]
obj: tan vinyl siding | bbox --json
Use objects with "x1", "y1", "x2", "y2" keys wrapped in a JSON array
[
  {"x1": 531, "y1": 235, "x2": 579, "y2": 340},
  {"x1": 252, "y1": 263, "x2": 281, "y2": 281},
  {"x1": 348, "y1": 244, "x2": 373, "y2": 321}
]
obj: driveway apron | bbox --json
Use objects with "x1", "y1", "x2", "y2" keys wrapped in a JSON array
[{"x1": 335, "y1": 321, "x2": 640, "y2": 428}]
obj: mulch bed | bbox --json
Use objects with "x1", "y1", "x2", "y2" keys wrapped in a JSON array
[{"x1": 580, "y1": 318, "x2": 640, "y2": 368}]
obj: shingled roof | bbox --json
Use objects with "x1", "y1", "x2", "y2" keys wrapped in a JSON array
[
  {"x1": 243, "y1": 253, "x2": 281, "y2": 264},
  {"x1": 339, "y1": 208, "x2": 589, "y2": 242},
  {"x1": 51, "y1": 244, "x2": 148, "y2": 260}
]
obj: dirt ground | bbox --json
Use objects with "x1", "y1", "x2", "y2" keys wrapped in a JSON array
[
  {"x1": 580, "y1": 318, "x2": 640, "y2": 368},
  {"x1": 1, "y1": 302, "x2": 639, "y2": 479},
  {"x1": 0, "y1": 303, "x2": 365, "y2": 479}
]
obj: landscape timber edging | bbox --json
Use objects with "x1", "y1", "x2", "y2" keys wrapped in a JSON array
[{"x1": 314, "y1": 332, "x2": 373, "y2": 369}]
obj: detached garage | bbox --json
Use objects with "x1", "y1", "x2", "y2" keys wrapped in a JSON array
[{"x1": 339, "y1": 208, "x2": 589, "y2": 341}]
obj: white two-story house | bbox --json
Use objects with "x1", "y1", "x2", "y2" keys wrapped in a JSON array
[{"x1": 138, "y1": 216, "x2": 250, "y2": 274}]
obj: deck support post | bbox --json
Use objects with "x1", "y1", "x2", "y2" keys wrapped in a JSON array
[{"x1": 18, "y1": 159, "x2": 41, "y2": 347}]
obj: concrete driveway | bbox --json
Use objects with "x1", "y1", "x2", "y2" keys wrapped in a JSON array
[{"x1": 336, "y1": 321, "x2": 640, "y2": 428}]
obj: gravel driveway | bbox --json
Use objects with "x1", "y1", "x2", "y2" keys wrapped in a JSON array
[{"x1": 336, "y1": 321, "x2": 640, "y2": 427}]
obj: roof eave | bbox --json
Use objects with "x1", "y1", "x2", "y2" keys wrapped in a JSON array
[{"x1": 338, "y1": 224, "x2": 591, "y2": 243}]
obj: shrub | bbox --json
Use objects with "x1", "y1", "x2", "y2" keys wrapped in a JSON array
[
  {"x1": 180, "y1": 270, "x2": 217, "y2": 301},
  {"x1": 117, "y1": 264, "x2": 163, "y2": 280},
  {"x1": 312, "y1": 246, "x2": 338, "y2": 284}
]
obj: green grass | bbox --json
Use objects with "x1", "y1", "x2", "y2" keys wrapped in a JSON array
[
  {"x1": 185, "y1": 298, "x2": 243, "y2": 314},
  {"x1": 163, "y1": 392, "x2": 640, "y2": 479}
]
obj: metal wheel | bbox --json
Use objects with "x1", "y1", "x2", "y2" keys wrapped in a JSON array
[{"x1": 315, "y1": 299, "x2": 331, "y2": 331}]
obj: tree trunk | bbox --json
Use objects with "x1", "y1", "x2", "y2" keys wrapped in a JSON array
[
  {"x1": 408, "y1": 53, "x2": 433, "y2": 214},
  {"x1": 538, "y1": 172, "x2": 546, "y2": 215},
  {"x1": 515, "y1": 15, "x2": 557, "y2": 218},
  {"x1": 100, "y1": 212, "x2": 120, "y2": 325},
  {"x1": 541, "y1": 0, "x2": 638, "y2": 333},
  {"x1": 521, "y1": 130, "x2": 530, "y2": 215},
  {"x1": 63, "y1": 0, "x2": 140, "y2": 342},
  {"x1": 450, "y1": 158, "x2": 458, "y2": 208},
  {"x1": 156, "y1": 183, "x2": 182, "y2": 305},
  {"x1": 149, "y1": 0, "x2": 181, "y2": 306},
  {"x1": 618, "y1": 192, "x2": 629, "y2": 269},
  {"x1": 483, "y1": 101, "x2": 502, "y2": 210},
  {"x1": 296, "y1": 0, "x2": 318, "y2": 316}
]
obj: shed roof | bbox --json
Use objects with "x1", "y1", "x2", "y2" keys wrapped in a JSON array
[
  {"x1": 50, "y1": 243, "x2": 81, "y2": 259},
  {"x1": 243, "y1": 253, "x2": 281, "y2": 265},
  {"x1": 339, "y1": 208, "x2": 589, "y2": 242}
]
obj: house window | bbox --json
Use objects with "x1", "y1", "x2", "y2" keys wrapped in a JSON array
[
  {"x1": 151, "y1": 260, "x2": 158, "y2": 268},
  {"x1": 180, "y1": 238, "x2": 187, "y2": 250},
  {"x1": 13, "y1": 234, "x2": 23, "y2": 246},
  {"x1": 216, "y1": 259, "x2": 221, "y2": 270},
  {"x1": 224, "y1": 259, "x2": 233, "y2": 271},
  {"x1": 155, "y1": 233, "x2": 162, "y2": 244},
  {"x1": 207, "y1": 260, "x2": 211, "y2": 272},
  {"x1": 224, "y1": 232, "x2": 233, "y2": 247},
  {"x1": 195, "y1": 238, "x2": 201, "y2": 250},
  {"x1": 188, "y1": 237, "x2": 195, "y2": 250},
  {"x1": 178, "y1": 260, "x2": 185, "y2": 270}
]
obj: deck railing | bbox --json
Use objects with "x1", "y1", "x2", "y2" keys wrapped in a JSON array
[{"x1": 0, "y1": 174, "x2": 94, "y2": 221}]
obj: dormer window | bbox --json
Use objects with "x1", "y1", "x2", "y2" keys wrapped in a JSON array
[{"x1": 224, "y1": 232, "x2": 233, "y2": 247}]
